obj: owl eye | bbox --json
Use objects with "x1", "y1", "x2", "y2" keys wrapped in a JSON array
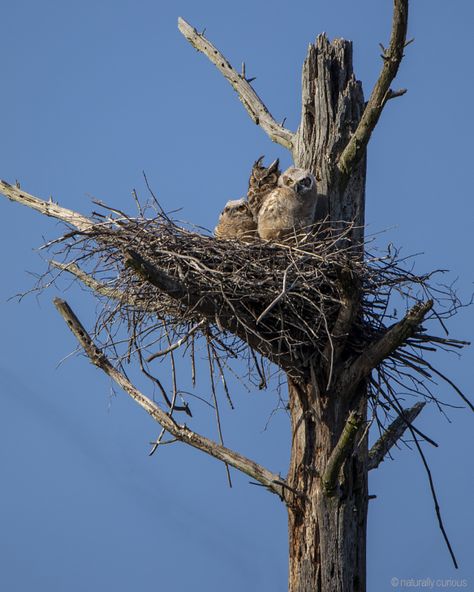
[
  {"x1": 300, "y1": 176, "x2": 313, "y2": 188},
  {"x1": 283, "y1": 177, "x2": 292, "y2": 186}
]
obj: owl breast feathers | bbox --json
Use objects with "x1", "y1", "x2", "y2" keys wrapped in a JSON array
[
  {"x1": 247, "y1": 156, "x2": 280, "y2": 221},
  {"x1": 214, "y1": 198, "x2": 257, "y2": 241},
  {"x1": 257, "y1": 167, "x2": 318, "y2": 241}
]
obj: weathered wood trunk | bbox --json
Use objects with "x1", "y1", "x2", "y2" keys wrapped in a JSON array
[
  {"x1": 287, "y1": 378, "x2": 368, "y2": 592},
  {"x1": 287, "y1": 35, "x2": 368, "y2": 592},
  {"x1": 293, "y1": 34, "x2": 366, "y2": 246}
]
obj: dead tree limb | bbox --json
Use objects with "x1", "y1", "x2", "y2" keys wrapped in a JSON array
[
  {"x1": 368, "y1": 401, "x2": 425, "y2": 470},
  {"x1": 337, "y1": 0, "x2": 409, "y2": 177},
  {"x1": 53, "y1": 297, "x2": 288, "y2": 498},
  {"x1": 322, "y1": 410, "x2": 363, "y2": 495},
  {"x1": 337, "y1": 300, "x2": 433, "y2": 399},
  {"x1": 0, "y1": 179, "x2": 92, "y2": 231},
  {"x1": 50, "y1": 261, "x2": 125, "y2": 300},
  {"x1": 177, "y1": 17, "x2": 294, "y2": 150}
]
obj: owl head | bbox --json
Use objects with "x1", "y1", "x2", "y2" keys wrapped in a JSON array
[
  {"x1": 249, "y1": 156, "x2": 280, "y2": 190},
  {"x1": 219, "y1": 198, "x2": 250, "y2": 218},
  {"x1": 215, "y1": 198, "x2": 257, "y2": 241},
  {"x1": 278, "y1": 167, "x2": 316, "y2": 196}
]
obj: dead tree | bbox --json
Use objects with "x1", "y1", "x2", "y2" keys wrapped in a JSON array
[{"x1": 1, "y1": 1, "x2": 471, "y2": 591}]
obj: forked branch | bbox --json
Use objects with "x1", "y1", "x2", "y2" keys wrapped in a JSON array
[
  {"x1": 177, "y1": 17, "x2": 294, "y2": 150},
  {"x1": 368, "y1": 401, "x2": 425, "y2": 470},
  {"x1": 338, "y1": 0, "x2": 409, "y2": 177},
  {"x1": 53, "y1": 297, "x2": 288, "y2": 498}
]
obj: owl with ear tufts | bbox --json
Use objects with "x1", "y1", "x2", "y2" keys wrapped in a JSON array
[
  {"x1": 247, "y1": 156, "x2": 280, "y2": 222},
  {"x1": 214, "y1": 198, "x2": 258, "y2": 241},
  {"x1": 257, "y1": 166, "x2": 318, "y2": 241}
]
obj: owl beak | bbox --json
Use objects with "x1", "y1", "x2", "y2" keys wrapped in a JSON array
[{"x1": 296, "y1": 179, "x2": 312, "y2": 194}]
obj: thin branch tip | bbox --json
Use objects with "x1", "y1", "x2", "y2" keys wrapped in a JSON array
[
  {"x1": 338, "y1": 0, "x2": 409, "y2": 176},
  {"x1": 177, "y1": 16, "x2": 293, "y2": 149},
  {"x1": 387, "y1": 87, "x2": 407, "y2": 100}
]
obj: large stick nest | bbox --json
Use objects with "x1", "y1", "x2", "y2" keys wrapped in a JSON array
[{"x1": 44, "y1": 203, "x2": 469, "y2": 421}]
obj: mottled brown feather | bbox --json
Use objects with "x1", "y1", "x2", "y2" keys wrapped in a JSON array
[
  {"x1": 247, "y1": 157, "x2": 281, "y2": 221},
  {"x1": 257, "y1": 167, "x2": 318, "y2": 241},
  {"x1": 215, "y1": 199, "x2": 258, "y2": 241}
]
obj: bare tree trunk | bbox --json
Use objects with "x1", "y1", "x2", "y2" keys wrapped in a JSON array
[
  {"x1": 287, "y1": 35, "x2": 368, "y2": 592},
  {"x1": 287, "y1": 378, "x2": 368, "y2": 592}
]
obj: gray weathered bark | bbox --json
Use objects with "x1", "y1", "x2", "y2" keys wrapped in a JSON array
[
  {"x1": 287, "y1": 36, "x2": 368, "y2": 592},
  {"x1": 287, "y1": 376, "x2": 368, "y2": 592},
  {"x1": 293, "y1": 35, "x2": 366, "y2": 248}
]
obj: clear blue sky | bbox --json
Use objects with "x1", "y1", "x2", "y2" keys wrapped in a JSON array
[{"x1": 1, "y1": 1, "x2": 472, "y2": 591}]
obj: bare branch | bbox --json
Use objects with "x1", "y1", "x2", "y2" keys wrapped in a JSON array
[
  {"x1": 338, "y1": 0, "x2": 409, "y2": 177},
  {"x1": 53, "y1": 297, "x2": 288, "y2": 498},
  {"x1": 256, "y1": 265, "x2": 294, "y2": 324},
  {"x1": 386, "y1": 87, "x2": 407, "y2": 100},
  {"x1": 399, "y1": 354, "x2": 474, "y2": 413},
  {"x1": 51, "y1": 260, "x2": 170, "y2": 315},
  {"x1": 337, "y1": 300, "x2": 433, "y2": 399},
  {"x1": 124, "y1": 248, "x2": 190, "y2": 301},
  {"x1": 0, "y1": 180, "x2": 92, "y2": 231},
  {"x1": 322, "y1": 411, "x2": 362, "y2": 495},
  {"x1": 177, "y1": 17, "x2": 294, "y2": 150},
  {"x1": 50, "y1": 261, "x2": 123, "y2": 300},
  {"x1": 368, "y1": 401, "x2": 425, "y2": 470},
  {"x1": 410, "y1": 428, "x2": 459, "y2": 569},
  {"x1": 206, "y1": 338, "x2": 232, "y2": 487},
  {"x1": 147, "y1": 320, "x2": 206, "y2": 361}
]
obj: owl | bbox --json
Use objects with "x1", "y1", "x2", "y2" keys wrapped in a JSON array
[
  {"x1": 257, "y1": 167, "x2": 318, "y2": 241},
  {"x1": 247, "y1": 156, "x2": 280, "y2": 221},
  {"x1": 214, "y1": 198, "x2": 258, "y2": 241}
]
